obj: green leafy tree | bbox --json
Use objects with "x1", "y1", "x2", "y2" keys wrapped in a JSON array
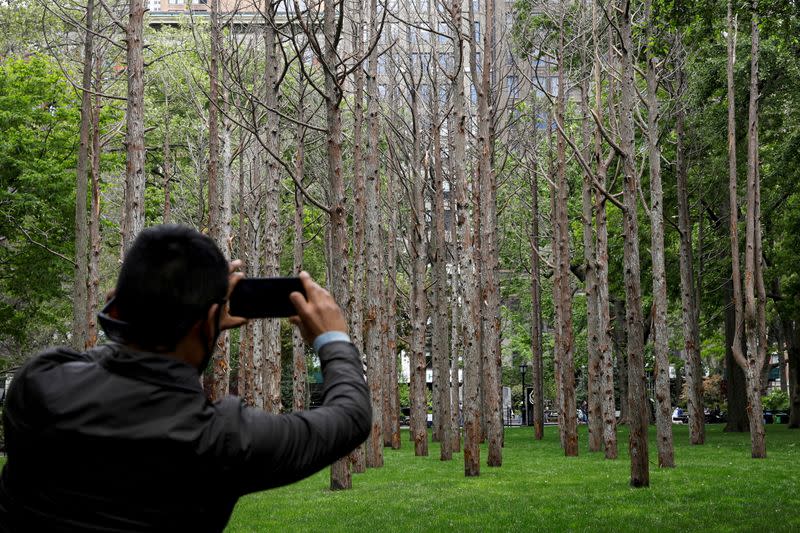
[{"x1": 0, "y1": 55, "x2": 79, "y2": 364}]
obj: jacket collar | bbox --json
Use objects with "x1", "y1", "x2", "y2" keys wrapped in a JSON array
[{"x1": 98, "y1": 343, "x2": 204, "y2": 393}]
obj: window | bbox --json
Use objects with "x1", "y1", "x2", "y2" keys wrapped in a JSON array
[
  {"x1": 438, "y1": 22, "x2": 449, "y2": 44},
  {"x1": 506, "y1": 75, "x2": 520, "y2": 99},
  {"x1": 474, "y1": 21, "x2": 481, "y2": 43},
  {"x1": 470, "y1": 84, "x2": 478, "y2": 105},
  {"x1": 438, "y1": 85, "x2": 449, "y2": 105},
  {"x1": 438, "y1": 52, "x2": 454, "y2": 72},
  {"x1": 411, "y1": 52, "x2": 431, "y2": 68},
  {"x1": 420, "y1": 84, "x2": 432, "y2": 102},
  {"x1": 549, "y1": 77, "x2": 560, "y2": 96}
]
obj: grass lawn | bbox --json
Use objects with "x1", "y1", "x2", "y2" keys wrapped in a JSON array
[{"x1": 226, "y1": 424, "x2": 799, "y2": 532}]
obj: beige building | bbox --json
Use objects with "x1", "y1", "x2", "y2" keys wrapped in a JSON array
[{"x1": 149, "y1": 0, "x2": 261, "y2": 13}]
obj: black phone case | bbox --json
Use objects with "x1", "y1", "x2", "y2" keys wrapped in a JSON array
[{"x1": 229, "y1": 277, "x2": 305, "y2": 318}]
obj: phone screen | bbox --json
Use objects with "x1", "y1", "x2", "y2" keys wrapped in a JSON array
[{"x1": 229, "y1": 277, "x2": 305, "y2": 318}]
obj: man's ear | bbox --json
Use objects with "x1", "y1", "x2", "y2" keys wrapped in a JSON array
[{"x1": 206, "y1": 303, "x2": 220, "y2": 337}]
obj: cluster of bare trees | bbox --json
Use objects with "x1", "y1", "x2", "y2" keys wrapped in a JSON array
[
  {"x1": 515, "y1": 0, "x2": 771, "y2": 483},
  {"x1": 61, "y1": 0, "x2": 780, "y2": 492}
]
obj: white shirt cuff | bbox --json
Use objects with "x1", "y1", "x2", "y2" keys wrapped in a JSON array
[{"x1": 312, "y1": 331, "x2": 351, "y2": 353}]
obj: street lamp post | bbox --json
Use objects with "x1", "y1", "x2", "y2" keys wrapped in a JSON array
[{"x1": 519, "y1": 362, "x2": 528, "y2": 426}]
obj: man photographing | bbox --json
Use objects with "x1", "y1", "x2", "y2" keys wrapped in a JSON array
[{"x1": 0, "y1": 224, "x2": 371, "y2": 532}]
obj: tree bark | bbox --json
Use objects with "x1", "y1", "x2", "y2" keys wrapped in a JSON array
[
  {"x1": 580, "y1": 77, "x2": 602, "y2": 453},
  {"x1": 675, "y1": 43, "x2": 705, "y2": 445},
  {"x1": 323, "y1": 0, "x2": 353, "y2": 488},
  {"x1": 208, "y1": 0, "x2": 231, "y2": 402},
  {"x1": 592, "y1": 4, "x2": 617, "y2": 458},
  {"x1": 740, "y1": 0, "x2": 766, "y2": 458},
  {"x1": 73, "y1": 0, "x2": 95, "y2": 351},
  {"x1": 451, "y1": 0, "x2": 481, "y2": 475},
  {"x1": 613, "y1": 297, "x2": 628, "y2": 426},
  {"x1": 363, "y1": 0, "x2": 384, "y2": 467},
  {"x1": 162, "y1": 87, "x2": 171, "y2": 225},
  {"x1": 644, "y1": 1, "x2": 674, "y2": 467},
  {"x1": 554, "y1": 22, "x2": 577, "y2": 457},
  {"x1": 477, "y1": 0, "x2": 502, "y2": 468},
  {"x1": 87, "y1": 48, "x2": 103, "y2": 349},
  {"x1": 260, "y1": 8, "x2": 283, "y2": 415},
  {"x1": 348, "y1": 0, "x2": 367, "y2": 476},
  {"x1": 430, "y1": 62, "x2": 452, "y2": 460},
  {"x1": 528, "y1": 126, "x2": 544, "y2": 442},
  {"x1": 725, "y1": 0, "x2": 750, "y2": 435},
  {"x1": 450, "y1": 265, "x2": 462, "y2": 452},
  {"x1": 384, "y1": 146, "x2": 401, "y2": 449},
  {"x1": 618, "y1": 0, "x2": 649, "y2": 487},
  {"x1": 785, "y1": 321, "x2": 800, "y2": 428},
  {"x1": 409, "y1": 87, "x2": 429, "y2": 458},
  {"x1": 292, "y1": 78, "x2": 307, "y2": 413},
  {"x1": 122, "y1": 0, "x2": 146, "y2": 255}
]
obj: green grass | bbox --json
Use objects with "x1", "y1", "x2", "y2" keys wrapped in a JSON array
[{"x1": 226, "y1": 424, "x2": 800, "y2": 532}]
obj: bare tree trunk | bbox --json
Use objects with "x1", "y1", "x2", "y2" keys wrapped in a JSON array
[
  {"x1": 348, "y1": 0, "x2": 368, "y2": 476},
  {"x1": 592, "y1": 21, "x2": 625, "y2": 459},
  {"x1": 675, "y1": 42, "x2": 704, "y2": 445},
  {"x1": 450, "y1": 265, "x2": 462, "y2": 452},
  {"x1": 261, "y1": 12, "x2": 283, "y2": 415},
  {"x1": 87, "y1": 49, "x2": 103, "y2": 349},
  {"x1": 554, "y1": 23, "x2": 577, "y2": 457},
  {"x1": 741, "y1": 0, "x2": 766, "y2": 458},
  {"x1": 409, "y1": 92, "x2": 429, "y2": 459},
  {"x1": 786, "y1": 321, "x2": 800, "y2": 428},
  {"x1": 208, "y1": 0, "x2": 221, "y2": 238},
  {"x1": 724, "y1": 278, "x2": 749, "y2": 431},
  {"x1": 238, "y1": 143, "x2": 254, "y2": 406},
  {"x1": 591, "y1": 3, "x2": 616, "y2": 458},
  {"x1": 725, "y1": 0, "x2": 750, "y2": 435},
  {"x1": 122, "y1": 0, "x2": 145, "y2": 255},
  {"x1": 466, "y1": 0, "x2": 485, "y2": 446},
  {"x1": 451, "y1": 0, "x2": 481, "y2": 475},
  {"x1": 580, "y1": 78, "x2": 602, "y2": 453},
  {"x1": 477, "y1": 0, "x2": 502, "y2": 468},
  {"x1": 208, "y1": 2, "x2": 233, "y2": 402},
  {"x1": 431, "y1": 97, "x2": 452, "y2": 462},
  {"x1": 349, "y1": 0, "x2": 366, "y2": 392},
  {"x1": 72, "y1": 0, "x2": 95, "y2": 350},
  {"x1": 618, "y1": 0, "x2": 649, "y2": 487},
  {"x1": 363, "y1": 0, "x2": 384, "y2": 467},
  {"x1": 322, "y1": 0, "x2": 353, "y2": 491},
  {"x1": 292, "y1": 79, "x2": 307, "y2": 413},
  {"x1": 613, "y1": 298, "x2": 628, "y2": 426},
  {"x1": 528, "y1": 131, "x2": 544, "y2": 442},
  {"x1": 644, "y1": 0, "x2": 674, "y2": 467},
  {"x1": 384, "y1": 149, "x2": 401, "y2": 449}
]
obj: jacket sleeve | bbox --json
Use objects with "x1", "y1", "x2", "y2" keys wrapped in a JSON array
[{"x1": 216, "y1": 341, "x2": 371, "y2": 495}]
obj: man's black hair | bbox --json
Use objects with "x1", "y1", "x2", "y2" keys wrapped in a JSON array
[{"x1": 114, "y1": 224, "x2": 228, "y2": 351}]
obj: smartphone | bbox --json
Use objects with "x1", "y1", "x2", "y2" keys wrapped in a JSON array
[{"x1": 229, "y1": 277, "x2": 305, "y2": 318}]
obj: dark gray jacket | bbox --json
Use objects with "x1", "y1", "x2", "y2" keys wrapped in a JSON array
[{"x1": 0, "y1": 340, "x2": 370, "y2": 532}]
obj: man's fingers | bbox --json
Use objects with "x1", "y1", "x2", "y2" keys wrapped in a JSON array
[
  {"x1": 289, "y1": 291, "x2": 309, "y2": 317},
  {"x1": 220, "y1": 315, "x2": 247, "y2": 331},
  {"x1": 229, "y1": 259, "x2": 243, "y2": 274},
  {"x1": 226, "y1": 272, "x2": 245, "y2": 299},
  {"x1": 298, "y1": 271, "x2": 325, "y2": 301}
]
